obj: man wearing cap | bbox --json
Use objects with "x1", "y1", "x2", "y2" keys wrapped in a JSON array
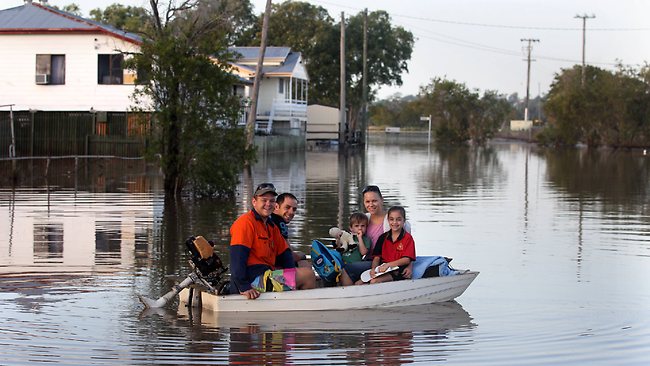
[{"x1": 230, "y1": 183, "x2": 316, "y2": 299}]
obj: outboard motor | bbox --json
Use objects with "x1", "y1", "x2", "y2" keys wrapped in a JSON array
[{"x1": 185, "y1": 236, "x2": 230, "y2": 294}]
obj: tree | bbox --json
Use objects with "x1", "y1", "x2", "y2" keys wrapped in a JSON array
[
  {"x1": 131, "y1": 0, "x2": 254, "y2": 198},
  {"x1": 542, "y1": 64, "x2": 650, "y2": 148},
  {"x1": 369, "y1": 78, "x2": 511, "y2": 144},
  {"x1": 246, "y1": 3, "x2": 414, "y2": 134},
  {"x1": 51, "y1": 3, "x2": 82, "y2": 16},
  {"x1": 250, "y1": 1, "x2": 338, "y2": 106},
  {"x1": 470, "y1": 90, "x2": 513, "y2": 144},
  {"x1": 89, "y1": 4, "x2": 149, "y2": 33},
  {"x1": 180, "y1": 0, "x2": 257, "y2": 45},
  {"x1": 345, "y1": 10, "x2": 414, "y2": 134}
]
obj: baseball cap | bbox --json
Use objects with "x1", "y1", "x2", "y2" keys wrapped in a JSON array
[{"x1": 254, "y1": 182, "x2": 277, "y2": 197}]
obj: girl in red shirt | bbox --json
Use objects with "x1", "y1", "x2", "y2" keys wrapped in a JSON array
[{"x1": 369, "y1": 206, "x2": 416, "y2": 283}]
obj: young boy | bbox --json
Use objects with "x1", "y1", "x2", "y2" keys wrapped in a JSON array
[
  {"x1": 335, "y1": 212, "x2": 373, "y2": 264},
  {"x1": 367, "y1": 206, "x2": 416, "y2": 284}
]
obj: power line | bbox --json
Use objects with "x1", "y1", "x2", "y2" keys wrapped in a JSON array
[
  {"x1": 311, "y1": 0, "x2": 650, "y2": 31},
  {"x1": 411, "y1": 30, "x2": 619, "y2": 66},
  {"x1": 393, "y1": 12, "x2": 643, "y2": 32}
]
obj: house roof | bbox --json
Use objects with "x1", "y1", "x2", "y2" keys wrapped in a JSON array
[
  {"x1": 0, "y1": 2, "x2": 142, "y2": 45},
  {"x1": 229, "y1": 47, "x2": 291, "y2": 65},
  {"x1": 228, "y1": 46, "x2": 305, "y2": 78}
]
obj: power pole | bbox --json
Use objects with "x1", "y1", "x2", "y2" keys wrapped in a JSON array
[
  {"x1": 246, "y1": 0, "x2": 272, "y2": 152},
  {"x1": 339, "y1": 12, "x2": 346, "y2": 146},
  {"x1": 520, "y1": 38, "x2": 539, "y2": 122},
  {"x1": 575, "y1": 13, "x2": 595, "y2": 87},
  {"x1": 361, "y1": 8, "x2": 368, "y2": 145}
]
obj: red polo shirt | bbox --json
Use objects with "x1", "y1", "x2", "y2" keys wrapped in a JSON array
[{"x1": 373, "y1": 229, "x2": 416, "y2": 263}]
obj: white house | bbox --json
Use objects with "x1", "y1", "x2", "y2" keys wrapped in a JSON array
[
  {"x1": 0, "y1": 1, "x2": 144, "y2": 113},
  {"x1": 228, "y1": 46, "x2": 309, "y2": 135},
  {"x1": 0, "y1": 2, "x2": 253, "y2": 157}
]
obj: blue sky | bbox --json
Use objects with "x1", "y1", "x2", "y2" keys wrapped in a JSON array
[{"x1": 5, "y1": 0, "x2": 649, "y2": 99}]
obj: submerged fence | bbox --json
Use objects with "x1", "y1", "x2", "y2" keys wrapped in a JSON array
[{"x1": 0, "y1": 111, "x2": 148, "y2": 158}]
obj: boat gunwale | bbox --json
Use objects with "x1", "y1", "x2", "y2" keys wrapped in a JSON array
[{"x1": 179, "y1": 271, "x2": 478, "y2": 312}]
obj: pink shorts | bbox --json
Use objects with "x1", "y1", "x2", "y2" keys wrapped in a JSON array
[{"x1": 251, "y1": 268, "x2": 297, "y2": 292}]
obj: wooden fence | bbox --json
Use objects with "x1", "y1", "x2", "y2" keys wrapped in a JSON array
[{"x1": 0, "y1": 111, "x2": 148, "y2": 158}]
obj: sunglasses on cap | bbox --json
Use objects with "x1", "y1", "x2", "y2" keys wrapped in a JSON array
[{"x1": 362, "y1": 185, "x2": 381, "y2": 195}]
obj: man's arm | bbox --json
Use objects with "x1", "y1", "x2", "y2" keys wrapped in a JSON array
[
  {"x1": 275, "y1": 248, "x2": 296, "y2": 269},
  {"x1": 230, "y1": 244, "x2": 253, "y2": 292}
]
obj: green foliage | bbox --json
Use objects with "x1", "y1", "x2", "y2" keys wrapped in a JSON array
[
  {"x1": 130, "y1": 1, "x2": 254, "y2": 198},
  {"x1": 188, "y1": 126, "x2": 252, "y2": 198},
  {"x1": 543, "y1": 64, "x2": 650, "y2": 148},
  {"x1": 249, "y1": 1, "x2": 338, "y2": 106},
  {"x1": 184, "y1": 0, "x2": 257, "y2": 46},
  {"x1": 89, "y1": 4, "x2": 148, "y2": 33},
  {"x1": 345, "y1": 11, "x2": 414, "y2": 131},
  {"x1": 51, "y1": 3, "x2": 82, "y2": 16},
  {"x1": 369, "y1": 78, "x2": 512, "y2": 144},
  {"x1": 246, "y1": 2, "x2": 414, "y2": 123}
]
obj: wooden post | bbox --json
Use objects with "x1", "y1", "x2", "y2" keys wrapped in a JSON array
[
  {"x1": 246, "y1": 0, "x2": 272, "y2": 153},
  {"x1": 361, "y1": 9, "x2": 368, "y2": 144},
  {"x1": 339, "y1": 12, "x2": 346, "y2": 146}
]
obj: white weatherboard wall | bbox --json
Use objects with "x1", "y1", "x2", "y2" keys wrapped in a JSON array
[
  {"x1": 510, "y1": 120, "x2": 533, "y2": 131},
  {"x1": 307, "y1": 104, "x2": 339, "y2": 140},
  {"x1": 291, "y1": 59, "x2": 308, "y2": 80},
  {"x1": 0, "y1": 33, "x2": 147, "y2": 112},
  {"x1": 257, "y1": 78, "x2": 280, "y2": 115}
]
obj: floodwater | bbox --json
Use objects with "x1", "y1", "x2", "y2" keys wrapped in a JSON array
[{"x1": 1, "y1": 139, "x2": 649, "y2": 365}]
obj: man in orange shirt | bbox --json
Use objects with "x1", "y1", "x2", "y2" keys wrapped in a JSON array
[{"x1": 230, "y1": 183, "x2": 315, "y2": 299}]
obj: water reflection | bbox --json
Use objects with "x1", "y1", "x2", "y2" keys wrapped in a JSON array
[
  {"x1": 1, "y1": 142, "x2": 650, "y2": 365},
  {"x1": 425, "y1": 144, "x2": 505, "y2": 194},
  {"x1": 543, "y1": 148, "x2": 650, "y2": 211},
  {"x1": 174, "y1": 301, "x2": 475, "y2": 365},
  {"x1": 0, "y1": 158, "x2": 161, "y2": 193}
]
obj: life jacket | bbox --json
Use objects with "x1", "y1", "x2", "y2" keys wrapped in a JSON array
[{"x1": 310, "y1": 239, "x2": 344, "y2": 283}]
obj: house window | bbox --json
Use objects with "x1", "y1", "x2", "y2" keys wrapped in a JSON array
[
  {"x1": 278, "y1": 79, "x2": 284, "y2": 94},
  {"x1": 35, "y1": 54, "x2": 66, "y2": 85},
  {"x1": 98, "y1": 54, "x2": 124, "y2": 84}
]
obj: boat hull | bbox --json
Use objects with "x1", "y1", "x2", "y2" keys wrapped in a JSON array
[{"x1": 178, "y1": 271, "x2": 478, "y2": 312}]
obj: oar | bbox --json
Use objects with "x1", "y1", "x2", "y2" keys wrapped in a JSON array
[{"x1": 139, "y1": 272, "x2": 201, "y2": 308}]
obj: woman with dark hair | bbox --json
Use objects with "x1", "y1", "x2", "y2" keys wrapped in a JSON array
[
  {"x1": 339, "y1": 185, "x2": 413, "y2": 285},
  {"x1": 362, "y1": 185, "x2": 411, "y2": 253}
]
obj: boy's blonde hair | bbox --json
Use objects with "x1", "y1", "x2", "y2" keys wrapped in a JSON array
[{"x1": 349, "y1": 212, "x2": 369, "y2": 227}]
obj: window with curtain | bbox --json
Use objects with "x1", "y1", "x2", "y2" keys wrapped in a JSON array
[
  {"x1": 98, "y1": 54, "x2": 124, "y2": 84},
  {"x1": 35, "y1": 54, "x2": 65, "y2": 85}
]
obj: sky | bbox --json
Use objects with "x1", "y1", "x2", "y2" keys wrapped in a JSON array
[{"x1": 4, "y1": 0, "x2": 649, "y2": 99}]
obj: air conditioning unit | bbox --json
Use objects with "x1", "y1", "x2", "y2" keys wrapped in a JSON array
[{"x1": 35, "y1": 74, "x2": 50, "y2": 84}]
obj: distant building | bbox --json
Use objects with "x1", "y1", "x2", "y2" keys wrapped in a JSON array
[
  {"x1": 228, "y1": 46, "x2": 309, "y2": 136},
  {"x1": 510, "y1": 120, "x2": 533, "y2": 131}
]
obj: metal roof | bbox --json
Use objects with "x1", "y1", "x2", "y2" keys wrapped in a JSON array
[
  {"x1": 228, "y1": 47, "x2": 304, "y2": 77},
  {"x1": 229, "y1": 47, "x2": 291, "y2": 63},
  {"x1": 264, "y1": 51, "x2": 302, "y2": 75},
  {"x1": 0, "y1": 2, "x2": 142, "y2": 44}
]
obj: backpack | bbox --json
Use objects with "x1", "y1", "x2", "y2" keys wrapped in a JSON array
[{"x1": 310, "y1": 239, "x2": 344, "y2": 283}]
